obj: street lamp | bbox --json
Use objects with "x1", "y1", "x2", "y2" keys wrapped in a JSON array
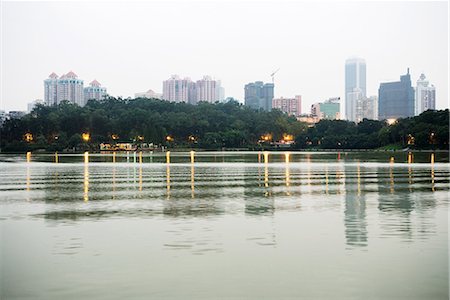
[{"x1": 82, "y1": 132, "x2": 90, "y2": 142}]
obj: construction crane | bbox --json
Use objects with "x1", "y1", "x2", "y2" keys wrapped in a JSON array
[{"x1": 270, "y1": 68, "x2": 280, "y2": 84}]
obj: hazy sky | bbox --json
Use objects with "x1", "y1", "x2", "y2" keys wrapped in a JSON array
[{"x1": 1, "y1": 0, "x2": 448, "y2": 114}]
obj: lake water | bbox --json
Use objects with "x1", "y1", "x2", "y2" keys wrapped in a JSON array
[{"x1": 1, "y1": 151, "x2": 449, "y2": 299}]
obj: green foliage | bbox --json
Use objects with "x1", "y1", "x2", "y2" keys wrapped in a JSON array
[{"x1": 1, "y1": 98, "x2": 448, "y2": 152}]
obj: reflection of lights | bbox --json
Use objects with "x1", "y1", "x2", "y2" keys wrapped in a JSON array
[
  {"x1": 337, "y1": 152, "x2": 341, "y2": 161},
  {"x1": 258, "y1": 152, "x2": 261, "y2": 163},
  {"x1": 54, "y1": 152, "x2": 59, "y2": 163},
  {"x1": 390, "y1": 156, "x2": 395, "y2": 164},
  {"x1": 407, "y1": 152, "x2": 413, "y2": 164},
  {"x1": 139, "y1": 165, "x2": 143, "y2": 192},
  {"x1": 139, "y1": 151, "x2": 143, "y2": 164},
  {"x1": 26, "y1": 163, "x2": 30, "y2": 193},
  {"x1": 82, "y1": 132, "x2": 90, "y2": 142},
  {"x1": 191, "y1": 164, "x2": 195, "y2": 199},
  {"x1": 431, "y1": 166, "x2": 435, "y2": 192},
  {"x1": 430, "y1": 153, "x2": 435, "y2": 164},
  {"x1": 263, "y1": 151, "x2": 269, "y2": 163},
  {"x1": 285, "y1": 165, "x2": 290, "y2": 187},
  {"x1": 113, "y1": 152, "x2": 116, "y2": 163},
  {"x1": 190, "y1": 151, "x2": 195, "y2": 164},
  {"x1": 284, "y1": 152, "x2": 290, "y2": 163},
  {"x1": 84, "y1": 163, "x2": 89, "y2": 202},
  {"x1": 264, "y1": 163, "x2": 269, "y2": 188},
  {"x1": 26, "y1": 151, "x2": 31, "y2": 163},
  {"x1": 166, "y1": 164, "x2": 171, "y2": 199},
  {"x1": 390, "y1": 165, "x2": 394, "y2": 194},
  {"x1": 24, "y1": 132, "x2": 33, "y2": 142},
  {"x1": 84, "y1": 151, "x2": 89, "y2": 164},
  {"x1": 166, "y1": 151, "x2": 171, "y2": 164}
]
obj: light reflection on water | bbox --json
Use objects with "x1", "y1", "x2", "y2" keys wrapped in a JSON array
[{"x1": 0, "y1": 151, "x2": 449, "y2": 299}]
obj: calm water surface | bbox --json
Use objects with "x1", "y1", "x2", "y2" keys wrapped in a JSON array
[{"x1": 1, "y1": 151, "x2": 449, "y2": 299}]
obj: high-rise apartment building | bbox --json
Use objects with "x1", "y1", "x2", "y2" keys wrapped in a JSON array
[
  {"x1": 196, "y1": 76, "x2": 221, "y2": 103},
  {"x1": 44, "y1": 73, "x2": 59, "y2": 106},
  {"x1": 27, "y1": 99, "x2": 44, "y2": 113},
  {"x1": 162, "y1": 75, "x2": 195, "y2": 103},
  {"x1": 378, "y1": 69, "x2": 415, "y2": 120},
  {"x1": 56, "y1": 71, "x2": 84, "y2": 106},
  {"x1": 84, "y1": 80, "x2": 107, "y2": 103},
  {"x1": 272, "y1": 96, "x2": 302, "y2": 117},
  {"x1": 415, "y1": 73, "x2": 436, "y2": 115},
  {"x1": 244, "y1": 81, "x2": 274, "y2": 111},
  {"x1": 345, "y1": 57, "x2": 366, "y2": 121}
]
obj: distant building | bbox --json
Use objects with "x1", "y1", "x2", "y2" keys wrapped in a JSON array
[
  {"x1": 44, "y1": 72, "x2": 59, "y2": 106},
  {"x1": 8, "y1": 111, "x2": 27, "y2": 119},
  {"x1": 27, "y1": 99, "x2": 45, "y2": 113},
  {"x1": 84, "y1": 80, "x2": 107, "y2": 103},
  {"x1": 378, "y1": 69, "x2": 415, "y2": 120},
  {"x1": 297, "y1": 114, "x2": 320, "y2": 126},
  {"x1": 56, "y1": 71, "x2": 85, "y2": 106},
  {"x1": 162, "y1": 75, "x2": 195, "y2": 103},
  {"x1": 346, "y1": 88, "x2": 363, "y2": 122},
  {"x1": 272, "y1": 96, "x2": 302, "y2": 117},
  {"x1": 44, "y1": 71, "x2": 100, "y2": 106},
  {"x1": 244, "y1": 81, "x2": 274, "y2": 111},
  {"x1": 0, "y1": 110, "x2": 7, "y2": 126},
  {"x1": 415, "y1": 73, "x2": 436, "y2": 115},
  {"x1": 345, "y1": 57, "x2": 366, "y2": 121},
  {"x1": 196, "y1": 75, "x2": 222, "y2": 103},
  {"x1": 311, "y1": 97, "x2": 340, "y2": 120},
  {"x1": 135, "y1": 89, "x2": 162, "y2": 99},
  {"x1": 356, "y1": 95, "x2": 378, "y2": 122}
]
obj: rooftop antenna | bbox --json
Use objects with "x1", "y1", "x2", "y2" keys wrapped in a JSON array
[{"x1": 270, "y1": 68, "x2": 280, "y2": 84}]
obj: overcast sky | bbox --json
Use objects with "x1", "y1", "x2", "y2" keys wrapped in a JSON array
[{"x1": 1, "y1": 0, "x2": 448, "y2": 114}]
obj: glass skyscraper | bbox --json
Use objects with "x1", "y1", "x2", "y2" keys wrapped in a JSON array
[
  {"x1": 345, "y1": 57, "x2": 366, "y2": 121},
  {"x1": 378, "y1": 69, "x2": 415, "y2": 120}
]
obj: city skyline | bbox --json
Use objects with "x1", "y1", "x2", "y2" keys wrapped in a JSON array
[{"x1": 1, "y1": 1, "x2": 448, "y2": 112}]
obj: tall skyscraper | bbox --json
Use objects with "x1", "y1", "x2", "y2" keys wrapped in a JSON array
[
  {"x1": 244, "y1": 81, "x2": 274, "y2": 111},
  {"x1": 162, "y1": 75, "x2": 195, "y2": 103},
  {"x1": 345, "y1": 57, "x2": 366, "y2": 121},
  {"x1": 56, "y1": 71, "x2": 84, "y2": 106},
  {"x1": 84, "y1": 80, "x2": 107, "y2": 103},
  {"x1": 378, "y1": 69, "x2": 415, "y2": 120},
  {"x1": 415, "y1": 73, "x2": 436, "y2": 115},
  {"x1": 44, "y1": 72, "x2": 59, "y2": 106},
  {"x1": 272, "y1": 96, "x2": 302, "y2": 117}
]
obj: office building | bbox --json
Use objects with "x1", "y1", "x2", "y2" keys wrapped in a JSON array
[
  {"x1": 244, "y1": 81, "x2": 274, "y2": 111},
  {"x1": 378, "y1": 69, "x2": 415, "y2": 120},
  {"x1": 84, "y1": 80, "x2": 107, "y2": 103},
  {"x1": 345, "y1": 57, "x2": 366, "y2": 121},
  {"x1": 272, "y1": 96, "x2": 302, "y2": 117},
  {"x1": 415, "y1": 73, "x2": 436, "y2": 115},
  {"x1": 311, "y1": 97, "x2": 340, "y2": 120},
  {"x1": 135, "y1": 89, "x2": 162, "y2": 99}
]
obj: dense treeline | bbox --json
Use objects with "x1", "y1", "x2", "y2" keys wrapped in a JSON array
[{"x1": 0, "y1": 97, "x2": 448, "y2": 152}]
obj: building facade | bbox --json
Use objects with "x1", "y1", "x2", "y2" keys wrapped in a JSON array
[
  {"x1": 195, "y1": 76, "x2": 224, "y2": 103},
  {"x1": 44, "y1": 72, "x2": 59, "y2": 106},
  {"x1": 162, "y1": 75, "x2": 195, "y2": 103},
  {"x1": 272, "y1": 96, "x2": 302, "y2": 117},
  {"x1": 415, "y1": 73, "x2": 436, "y2": 115},
  {"x1": 356, "y1": 95, "x2": 378, "y2": 122},
  {"x1": 311, "y1": 97, "x2": 340, "y2": 120},
  {"x1": 244, "y1": 81, "x2": 274, "y2": 111},
  {"x1": 27, "y1": 99, "x2": 44, "y2": 113},
  {"x1": 378, "y1": 69, "x2": 415, "y2": 120},
  {"x1": 56, "y1": 71, "x2": 84, "y2": 106},
  {"x1": 135, "y1": 89, "x2": 162, "y2": 99},
  {"x1": 84, "y1": 80, "x2": 107, "y2": 103},
  {"x1": 345, "y1": 57, "x2": 366, "y2": 121}
]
